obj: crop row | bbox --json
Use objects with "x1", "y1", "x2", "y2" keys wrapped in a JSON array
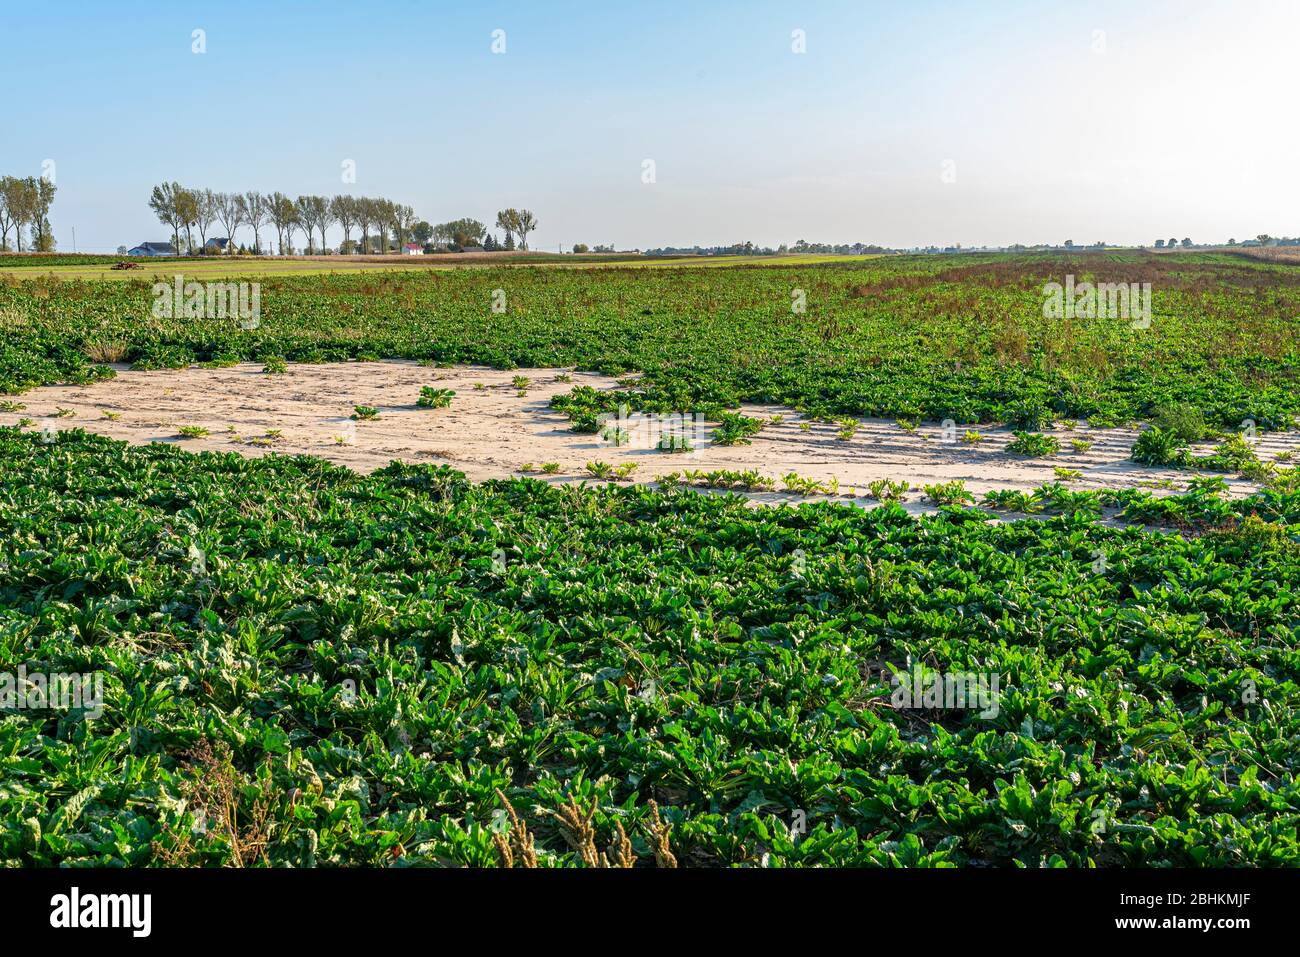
[{"x1": 1, "y1": 429, "x2": 1297, "y2": 866}]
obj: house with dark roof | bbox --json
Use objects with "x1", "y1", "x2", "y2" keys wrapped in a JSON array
[
  {"x1": 205, "y1": 237, "x2": 232, "y2": 252},
  {"x1": 127, "y1": 241, "x2": 177, "y2": 257}
]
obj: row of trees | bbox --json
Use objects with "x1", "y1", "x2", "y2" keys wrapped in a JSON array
[
  {"x1": 147, "y1": 184, "x2": 538, "y2": 256},
  {"x1": 147, "y1": 185, "x2": 421, "y2": 255},
  {"x1": 0, "y1": 176, "x2": 57, "y2": 252}
]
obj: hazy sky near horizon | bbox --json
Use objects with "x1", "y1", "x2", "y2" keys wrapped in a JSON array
[{"x1": 3, "y1": 0, "x2": 1297, "y2": 253}]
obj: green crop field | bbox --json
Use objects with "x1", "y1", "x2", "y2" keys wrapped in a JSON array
[
  {"x1": 3, "y1": 252, "x2": 1299, "y2": 429},
  {"x1": 1, "y1": 252, "x2": 1299, "y2": 867}
]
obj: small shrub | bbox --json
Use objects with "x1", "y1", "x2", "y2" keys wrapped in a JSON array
[
  {"x1": 1008, "y1": 431, "x2": 1059, "y2": 457},
  {"x1": 1153, "y1": 402, "x2": 1207, "y2": 444},
  {"x1": 867, "y1": 478, "x2": 910, "y2": 502},
  {"x1": 417, "y1": 387, "x2": 455, "y2": 409},
  {"x1": 1007, "y1": 400, "x2": 1053, "y2": 431},
  {"x1": 351, "y1": 405, "x2": 380, "y2": 421},
  {"x1": 1200, "y1": 432, "x2": 1261, "y2": 474},
  {"x1": 781, "y1": 472, "x2": 827, "y2": 496},
  {"x1": 924, "y1": 480, "x2": 973, "y2": 505},
  {"x1": 600, "y1": 424, "x2": 631, "y2": 447},
  {"x1": 713, "y1": 412, "x2": 764, "y2": 446},
  {"x1": 1131, "y1": 426, "x2": 1186, "y2": 466}
]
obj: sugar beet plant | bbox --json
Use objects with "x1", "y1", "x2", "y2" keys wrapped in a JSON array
[
  {"x1": 4, "y1": 253, "x2": 1300, "y2": 432},
  {"x1": 2, "y1": 428, "x2": 1299, "y2": 867}
]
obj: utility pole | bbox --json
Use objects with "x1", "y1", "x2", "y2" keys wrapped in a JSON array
[{"x1": 71, "y1": 227, "x2": 76, "y2": 253}]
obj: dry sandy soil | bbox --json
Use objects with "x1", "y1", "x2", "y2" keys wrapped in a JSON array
[{"x1": 4, "y1": 361, "x2": 1297, "y2": 507}]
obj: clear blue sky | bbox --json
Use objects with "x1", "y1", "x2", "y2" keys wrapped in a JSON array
[{"x1": 2, "y1": 0, "x2": 1296, "y2": 252}]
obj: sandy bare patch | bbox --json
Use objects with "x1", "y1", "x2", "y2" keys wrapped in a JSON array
[{"x1": 4, "y1": 361, "x2": 1297, "y2": 504}]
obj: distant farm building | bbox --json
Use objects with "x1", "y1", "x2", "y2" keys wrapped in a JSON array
[
  {"x1": 205, "y1": 237, "x2": 232, "y2": 252},
  {"x1": 403, "y1": 243, "x2": 424, "y2": 255},
  {"x1": 127, "y1": 241, "x2": 177, "y2": 257}
]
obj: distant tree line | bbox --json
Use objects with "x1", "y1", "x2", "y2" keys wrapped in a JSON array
[
  {"x1": 0, "y1": 175, "x2": 58, "y2": 252},
  {"x1": 643, "y1": 240, "x2": 889, "y2": 256},
  {"x1": 1163, "y1": 235, "x2": 1300, "y2": 248},
  {"x1": 146, "y1": 184, "x2": 537, "y2": 256}
]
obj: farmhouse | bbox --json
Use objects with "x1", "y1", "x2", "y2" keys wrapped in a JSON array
[
  {"x1": 205, "y1": 237, "x2": 232, "y2": 252},
  {"x1": 127, "y1": 241, "x2": 177, "y2": 257},
  {"x1": 402, "y1": 243, "x2": 423, "y2": 255}
]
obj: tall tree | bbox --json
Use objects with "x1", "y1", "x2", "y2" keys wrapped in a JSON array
[
  {"x1": 148, "y1": 182, "x2": 185, "y2": 254},
  {"x1": 243, "y1": 192, "x2": 268, "y2": 253},
  {"x1": 174, "y1": 187, "x2": 200, "y2": 254},
  {"x1": 495, "y1": 209, "x2": 518, "y2": 246},
  {"x1": 331, "y1": 195, "x2": 357, "y2": 253},
  {"x1": 195, "y1": 188, "x2": 218, "y2": 248},
  {"x1": 374, "y1": 199, "x2": 394, "y2": 253},
  {"x1": 0, "y1": 179, "x2": 11, "y2": 251},
  {"x1": 515, "y1": 209, "x2": 537, "y2": 250},
  {"x1": 31, "y1": 176, "x2": 56, "y2": 251},
  {"x1": 0, "y1": 177, "x2": 25, "y2": 252},
  {"x1": 439, "y1": 217, "x2": 486, "y2": 249},
  {"x1": 213, "y1": 192, "x2": 244, "y2": 254},
  {"x1": 267, "y1": 193, "x2": 298, "y2": 254},
  {"x1": 391, "y1": 203, "x2": 416, "y2": 248},
  {"x1": 355, "y1": 197, "x2": 373, "y2": 254},
  {"x1": 296, "y1": 196, "x2": 316, "y2": 252},
  {"x1": 297, "y1": 195, "x2": 332, "y2": 253},
  {"x1": 282, "y1": 197, "x2": 301, "y2": 254}
]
